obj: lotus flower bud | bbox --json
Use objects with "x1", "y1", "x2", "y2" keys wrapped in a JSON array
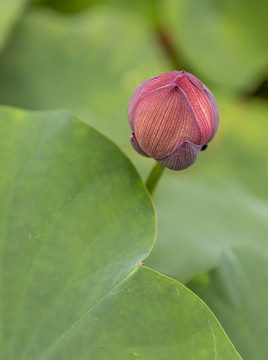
[{"x1": 128, "y1": 71, "x2": 219, "y2": 170}]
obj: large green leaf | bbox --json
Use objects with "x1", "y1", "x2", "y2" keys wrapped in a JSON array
[
  {"x1": 159, "y1": 0, "x2": 268, "y2": 91},
  {"x1": 0, "y1": 106, "x2": 154, "y2": 358},
  {"x1": 188, "y1": 248, "x2": 268, "y2": 360},
  {"x1": 0, "y1": 0, "x2": 28, "y2": 52},
  {"x1": 0, "y1": 107, "x2": 241, "y2": 359}
]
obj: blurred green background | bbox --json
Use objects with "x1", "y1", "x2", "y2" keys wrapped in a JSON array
[{"x1": 0, "y1": 0, "x2": 267, "y2": 358}]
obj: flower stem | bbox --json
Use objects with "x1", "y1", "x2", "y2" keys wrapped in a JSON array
[{"x1": 146, "y1": 162, "x2": 165, "y2": 195}]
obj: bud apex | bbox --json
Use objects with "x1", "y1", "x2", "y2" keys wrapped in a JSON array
[{"x1": 127, "y1": 71, "x2": 219, "y2": 170}]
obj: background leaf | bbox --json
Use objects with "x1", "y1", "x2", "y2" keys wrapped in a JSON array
[
  {"x1": 146, "y1": 174, "x2": 268, "y2": 282},
  {"x1": 0, "y1": 0, "x2": 28, "y2": 52},
  {"x1": 33, "y1": 0, "x2": 95, "y2": 13},
  {"x1": 33, "y1": 0, "x2": 157, "y2": 17},
  {"x1": 0, "y1": 107, "x2": 241, "y2": 359},
  {"x1": 159, "y1": 0, "x2": 268, "y2": 92},
  {"x1": 191, "y1": 97, "x2": 268, "y2": 199},
  {"x1": 188, "y1": 248, "x2": 268, "y2": 360},
  {"x1": 0, "y1": 6, "x2": 168, "y2": 177}
]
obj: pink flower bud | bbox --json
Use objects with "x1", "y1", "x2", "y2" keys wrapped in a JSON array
[{"x1": 128, "y1": 71, "x2": 219, "y2": 170}]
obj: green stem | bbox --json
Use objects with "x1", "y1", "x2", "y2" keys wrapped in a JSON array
[{"x1": 146, "y1": 162, "x2": 165, "y2": 195}]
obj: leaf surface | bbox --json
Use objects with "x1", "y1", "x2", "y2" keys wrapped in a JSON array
[
  {"x1": 0, "y1": 107, "x2": 240, "y2": 359},
  {"x1": 188, "y1": 248, "x2": 268, "y2": 360}
]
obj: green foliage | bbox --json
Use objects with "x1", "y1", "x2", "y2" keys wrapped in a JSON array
[
  {"x1": 0, "y1": 0, "x2": 267, "y2": 358},
  {"x1": 146, "y1": 175, "x2": 268, "y2": 282},
  {"x1": 34, "y1": 0, "x2": 94, "y2": 13},
  {"x1": 0, "y1": 0, "x2": 28, "y2": 52},
  {"x1": 188, "y1": 248, "x2": 268, "y2": 360},
  {"x1": 34, "y1": 0, "x2": 157, "y2": 17},
  {"x1": 0, "y1": 107, "x2": 240, "y2": 359},
  {"x1": 159, "y1": 0, "x2": 268, "y2": 92},
  {"x1": 0, "y1": 6, "x2": 168, "y2": 158}
]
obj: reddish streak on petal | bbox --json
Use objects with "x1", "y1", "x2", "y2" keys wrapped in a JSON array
[
  {"x1": 184, "y1": 72, "x2": 206, "y2": 91},
  {"x1": 128, "y1": 77, "x2": 156, "y2": 131},
  {"x1": 134, "y1": 85, "x2": 201, "y2": 158},
  {"x1": 157, "y1": 141, "x2": 201, "y2": 170},
  {"x1": 178, "y1": 76, "x2": 213, "y2": 145},
  {"x1": 138, "y1": 71, "x2": 180, "y2": 100}
]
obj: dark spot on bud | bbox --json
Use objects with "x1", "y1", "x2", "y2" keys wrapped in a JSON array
[
  {"x1": 201, "y1": 144, "x2": 208, "y2": 151},
  {"x1": 173, "y1": 85, "x2": 179, "y2": 91}
]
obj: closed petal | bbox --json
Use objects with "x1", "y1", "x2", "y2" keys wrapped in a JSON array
[
  {"x1": 185, "y1": 72, "x2": 219, "y2": 142},
  {"x1": 178, "y1": 74, "x2": 213, "y2": 145},
  {"x1": 134, "y1": 85, "x2": 201, "y2": 158},
  {"x1": 204, "y1": 87, "x2": 220, "y2": 142},
  {"x1": 138, "y1": 71, "x2": 180, "y2": 99},
  {"x1": 156, "y1": 141, "x2": 201, "y2": 170},
  {"x1": 127, "y1": 77, "x2": 156, "y2": 131},
  {"x1": 130, "y1": 133, "x2": 150, "y2": 157},
  {"x1": 184, "y1": 72, "x2": 206, "y2": 92}
]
